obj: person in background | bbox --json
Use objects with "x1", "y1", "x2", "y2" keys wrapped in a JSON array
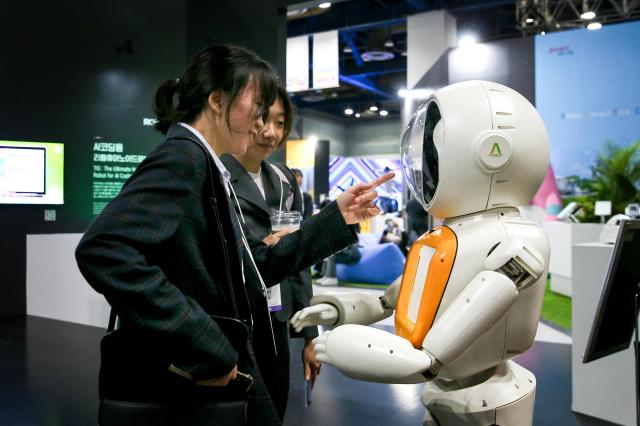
[
  {"x1": 221, "y1": 86, "x2": 320, "y2": 421},
  {"x1": 406, "y1": 196, "x2": 430, "y2": 243},
  {"x1": 291, "y1": 168, "x2": 314, "y2": 220},
  {"x1": 75, "y1": 44, "x2": 392, "y2": 426},
  {"x1": 379, "y1": 217, "x2": 409, "y2": 256}
]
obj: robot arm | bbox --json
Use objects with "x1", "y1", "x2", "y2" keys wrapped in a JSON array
[
  {"x1": 314, "y1": 238, "x2": 545, "y2": 382},
  {"x1": 290, "y1": 276, "x2": 401, "y2": 332},
  {"x1": 423, "y1": 238, "x2": 545, "y2": 369},
  {"x1": 313, "y1": 325, "x2": 434, "y2": 384},
  {"x1": 314, "y1": 270, "x2": 517, "y2": 384}
]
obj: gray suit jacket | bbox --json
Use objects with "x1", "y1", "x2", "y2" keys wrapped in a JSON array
[{"x1": 221, "y1": 154, "x2": 318, "y2": 338}]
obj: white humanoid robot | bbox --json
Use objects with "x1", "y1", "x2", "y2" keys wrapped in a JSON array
[{"x1": 291, "y1": 80, "x2": 551, "y2": 425}]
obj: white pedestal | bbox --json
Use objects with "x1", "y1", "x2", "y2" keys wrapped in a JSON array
[
  {"x1": 543, "y1": 222, "x2": 603, "y2": 296},
  {"x1": 26, "y1": 234, "x2": 110, "y2": 328},
  {"x1": 571, "y1": 242, "x2": 637, "y2": 425}
]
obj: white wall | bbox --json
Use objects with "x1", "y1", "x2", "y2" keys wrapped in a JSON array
[
  {"x1": 26, "y1": 234, "x2": 110, "y2": 328},
  {"x1": 407, "y1": 10, "x2": 456, "y2": 89}
]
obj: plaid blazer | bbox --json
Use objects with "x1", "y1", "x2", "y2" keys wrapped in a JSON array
[{"x1": 75, "y1": 124, "x2": 355, "y2": 425}]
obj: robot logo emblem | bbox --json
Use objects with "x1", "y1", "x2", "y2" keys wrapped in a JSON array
[{"x1": 489, "y1": 142, "x2": 503, "y2": 157}]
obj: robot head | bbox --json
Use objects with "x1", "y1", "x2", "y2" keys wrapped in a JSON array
[{"x1": 401, "y1": 80, "x2": 549, "y2": 219}]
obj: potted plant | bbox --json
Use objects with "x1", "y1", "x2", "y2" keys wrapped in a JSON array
[{"x1": 563, "y1": 141, "x2": 640, "y2": 222}]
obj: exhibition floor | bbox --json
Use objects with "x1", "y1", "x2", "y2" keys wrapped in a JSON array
[{"x1": 0, "y1": 309, "x2": 616, "y2": 425}]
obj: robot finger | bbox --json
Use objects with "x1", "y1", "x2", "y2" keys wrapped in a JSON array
[{"x1": 316, "y1": 353, "x2": 332, "y2": 364}]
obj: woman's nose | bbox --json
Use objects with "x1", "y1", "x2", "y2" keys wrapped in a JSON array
[{"x1": 260, "y1": 122, "x2": 276, "y2": 140}]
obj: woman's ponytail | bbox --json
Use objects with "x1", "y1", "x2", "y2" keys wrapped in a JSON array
[{"x1": 152, "y1": 79, "x2": 180, "y2": 134}]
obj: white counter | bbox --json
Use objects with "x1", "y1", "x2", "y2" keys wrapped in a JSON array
[
  {"x1": 26, "y1": 233, "x2": 110, "y2": 329},
  {"x1": 571, "y1": 242, "x2": 637, "y2": 425},
  {"x1": 543, "y1": 222, "x2": 603, "y2": 296}
]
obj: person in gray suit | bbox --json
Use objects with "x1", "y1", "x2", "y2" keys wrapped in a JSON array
[{"x1": 221, "y1": 86, "x2": 319, "y2": 421}]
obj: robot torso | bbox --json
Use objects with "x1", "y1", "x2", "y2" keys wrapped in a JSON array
[{"x1": 395, "y1": 207, "x2": 550, "y2": 380}]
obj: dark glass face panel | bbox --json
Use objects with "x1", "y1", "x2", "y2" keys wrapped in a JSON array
[{"x1": 422, "y1": 102, "x2": 441, "y2": 205}]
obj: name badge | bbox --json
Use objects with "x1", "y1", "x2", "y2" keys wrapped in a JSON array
[{"x1": 267, "y1": 284, "x2": 282, "y2": 312}]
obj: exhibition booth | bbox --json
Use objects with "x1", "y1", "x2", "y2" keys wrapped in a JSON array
[{"x1": 2, "y1": 1, "x2": 640, "y2": 425}]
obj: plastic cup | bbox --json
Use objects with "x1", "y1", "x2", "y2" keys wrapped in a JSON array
[{"x1": 270, "y1": 211, "x2": 302, "y2": 232}]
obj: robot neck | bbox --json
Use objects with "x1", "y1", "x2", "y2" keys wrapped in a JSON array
[{"x1": 442, "y1": 206, "x2": 521, "y2": 227}]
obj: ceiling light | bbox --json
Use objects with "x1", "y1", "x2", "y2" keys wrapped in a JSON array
[
  {"x1": 525, "y1": 18, "x2": 534, "y2": 24},
  {"x1": 355, "y1": 113, "x2": 361, "y2": 118},
  {"x1": 540, "y1": 31, "x2": 546, "y2": 35},
  {"x1": 379, "y1": 110, "x2": 389, "y2": 117},
  {"x1": 318, "y1": 2, "x2": 331, "y2": 9},
  {"x1": 458, "y1": 34, "x2": 478, "y2": 48},
  {"x1": 398, "y1": 89, "x2": 408, "y2": 98},
  {"x1": 343, "y1": 46, "x2": 352, "y2": 53},
  {"x1": 369, "y1": 105, "x2": 378, "y2": 112},
  {"x1": 587, "y1": 22, "x2": 602, "y2": 30},
  {"x1": 401, "y1": 51, "x2": 407, "y2": 57},
  {"x1": 360, "y1": 51, "x2": 394, "y2": 61},
  {"x1": 344, "y1": 108, "x2": 354, "y2": 115},
  {"x1": 384, "y1": 39, "x2": 394, "y2": 48},
  {"x1": 581, "y1": 11, "x2": 596, "y2": 20}
]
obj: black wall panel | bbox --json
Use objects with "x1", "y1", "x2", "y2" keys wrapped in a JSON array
[{"x1": 0, "y1": 0, "x2": 286, "y2": 316}]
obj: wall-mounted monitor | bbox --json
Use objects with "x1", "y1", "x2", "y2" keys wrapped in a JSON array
[{"x1": 0, "y1": 140, "x2": 64, "y2": 205}]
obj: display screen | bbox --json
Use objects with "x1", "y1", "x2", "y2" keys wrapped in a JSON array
[
  {"x1": 0, "y1": 140, "x2": 64, "y2": 205},
  {"x1": 583, "y1": 220, "x2": 640, "y2": 363}
]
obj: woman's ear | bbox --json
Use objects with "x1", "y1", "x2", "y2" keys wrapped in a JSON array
[{"x1": 208, "y1": 91, "x2": 224, "y2": 114}]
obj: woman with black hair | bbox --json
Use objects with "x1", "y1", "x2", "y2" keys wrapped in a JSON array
[
  {"x1": 221, "y1": 86, "x2": 320, "y2": 421},
  {"x1": 75, "y1": 43, "x2": 392, "y2": 426}
]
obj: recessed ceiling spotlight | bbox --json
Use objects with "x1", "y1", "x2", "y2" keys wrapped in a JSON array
[
  {"x1": 330, "y1": 92, "x2": 338, "y2": 98},
  {"x1": 355, "y1": 113, "x2": 361, "y2": 118},
  {"x1": 525, "y1": 18, "x2": 534, "y2": 24},
  {"x1": 344, "y1": 108, "x2": 354, "y2": 115},
  {"x1": 398, "y1": 89, "x2": 408, "y2": 98},
  {"x1": 581, "y1": 11, "x2": 596, "y2": 20},
  {"x1": 369, "y1": 105, "x2": 378, "y2": 112},
  {"x1": 384, "y1": 39, "x2": 394, "y2": 48},
  {"x1": 318, "y1": 2, "x2": 331, "y2": 9},
  {"x1": 540, "y1": 31, "x2": 546, "y2": 35},
  {"x1": 587, "y1": 22, "x2": 602, "y2": 30},
  {"x1": 343, "y1": 46, "x2": 353, "y2": 53},
  {"x1": 379, "y1": 110, "x2": 389, "y2": 117},
  {"x1": 401, "y1": 51, "x2": 407, "y2": 57}
]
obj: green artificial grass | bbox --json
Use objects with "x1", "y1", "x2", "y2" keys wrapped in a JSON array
[
  {"x1": 337, "y1": 281, "x2": 389, "y2": 290},
  {"x1": 540, "y1": 279, "x2": 572, "y2": 331}
]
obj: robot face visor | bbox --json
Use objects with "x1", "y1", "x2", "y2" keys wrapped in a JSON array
[{"x1": 401, "y1": 100, "x2": 442, "y2": 210}]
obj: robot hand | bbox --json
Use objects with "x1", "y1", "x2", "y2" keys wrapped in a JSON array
[
  {"x1": 313, "y1": 324, "x2": 433, "y2": 384},
  {"x1": 290, "y1": 304, "x2": 339, "y2": 333}
]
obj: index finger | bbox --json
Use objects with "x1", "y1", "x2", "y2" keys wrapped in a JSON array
[{"x1": 366, "y1": 171, "x2": 395, "y2": 191}]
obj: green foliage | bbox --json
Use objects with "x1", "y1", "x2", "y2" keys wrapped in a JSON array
[{"x1": 568, "y1": 141, "x2": 640, "y2": 222}]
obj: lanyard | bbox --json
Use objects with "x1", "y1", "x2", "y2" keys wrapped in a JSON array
[{"x1": 228, "y1": 183, "x2": 278, "y2": 355}]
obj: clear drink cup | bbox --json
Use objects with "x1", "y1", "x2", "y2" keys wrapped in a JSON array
[{"x1": 270, "y1": 211, "x2": 302, "y2": 233}]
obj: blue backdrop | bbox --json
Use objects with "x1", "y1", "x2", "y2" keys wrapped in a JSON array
[{"x1": 535, "y1": 20, "x2": 640, "y2": 187}]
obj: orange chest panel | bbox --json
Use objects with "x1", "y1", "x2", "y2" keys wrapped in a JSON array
[{"x1": 395, "y1": 226, "x2": 457, "y2": 348}]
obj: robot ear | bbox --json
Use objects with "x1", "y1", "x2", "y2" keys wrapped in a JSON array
[{"x1": 475, "y1": 132, "x2": 513, "y2": 173}]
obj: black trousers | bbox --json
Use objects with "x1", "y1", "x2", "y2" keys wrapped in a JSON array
[{"x1": 252, "y1": 317, "x2": 291, "y2": 422}]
